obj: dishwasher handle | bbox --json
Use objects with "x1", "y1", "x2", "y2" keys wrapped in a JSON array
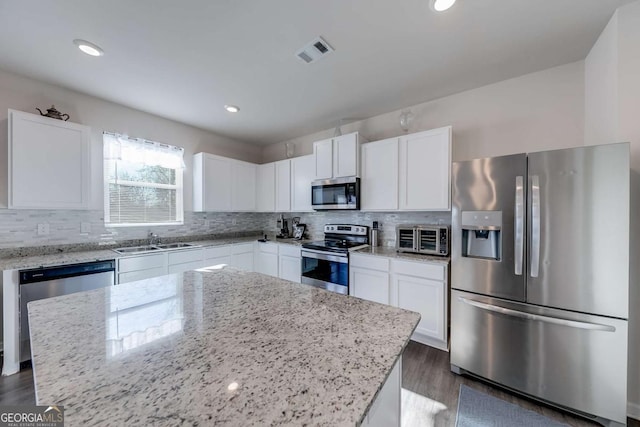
[{"x1": 19, "y1": 260, "x2": 116, "y2": 284}]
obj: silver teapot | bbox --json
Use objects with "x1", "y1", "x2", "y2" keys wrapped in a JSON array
[{"x1": 36, "y1": 105, "x2": 70, "y2": 121}]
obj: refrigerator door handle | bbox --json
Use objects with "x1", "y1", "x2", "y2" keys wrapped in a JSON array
[
  {"x1": 514, "y1": 176, "x2": 524, "y2": 275},
  {"x1": 458, "y1": 297, "x2": 616, "y2": 332},
  {"x1": 530, "y1": 175, "x2": 541, "y2": 277}
]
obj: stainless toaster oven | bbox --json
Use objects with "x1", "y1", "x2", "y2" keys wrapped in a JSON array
[{"x1": 396, "y1": 225, "x2": 449, "y2": 256}]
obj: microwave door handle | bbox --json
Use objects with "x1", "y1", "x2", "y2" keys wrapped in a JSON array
[
  {"x1": 514, "y1": 176, "x2": 524, "y2": 275},
  {"x1": 530, "y1": 175, "x2": 541, "y2": 278}
]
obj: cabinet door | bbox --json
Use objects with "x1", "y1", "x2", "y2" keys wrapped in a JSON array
[
  {"x1": 275, "y1": 160, "x2": 291, "y2": 211},
  {"x1": 361, "y1": 138, "x2": 399, "y2": 211},
  {"x1": 231, "y1": 252, "x2": 254, "y2": 272},
  {"x1": 395, "y1": 274, "x2": 445, "y2": 342},
  {"x1": 349, "y1": 267, "x2": 390, "y2": 305},
  {"x1": 257, "y1": 252, "x2": 278, "y2": 277},
  {"x1": 9, "y1": 110, "x2": 90, "y2": 209},
  {"x1": 202, "y1": 256, "x2": 232, "y2": 269},
  {"x1": 313, "y1": 138, "x2": 333, "y2": 180},
  {"x1": 204, "y1": 154, "x2": 233, "y2": 211},
  {"x1": 398, "y1": 126, "x2": 452, "y2": 210},
  {"x1": 279, "y1": 255, "x2": 301, "y2": 283},
  {"x1": 333, "y1": 132, "x2": 359, "y2": 178},
  {"x1": 291, "y1": 155, "x2": 314, "y2": 212},
  {"x1": 256, "y1": 163, "x2": 275, "y2": 212},
  {"x1": 232, "y1": 161, "x2": 256, "y2": 211},
  {"x1": 365, "y1": 359, "x2": 401, "y2": 427}
]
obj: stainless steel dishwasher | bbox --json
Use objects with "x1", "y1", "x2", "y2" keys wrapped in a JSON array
[{"x1": 19, "y1": 260, "x2": 115, "y2": 362}]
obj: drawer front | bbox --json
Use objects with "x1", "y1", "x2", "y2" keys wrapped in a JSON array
[
  {"x1": 168, "y1": 260, "x2": 204, "y2": 274},
  {"x1": 204, "y1": 245, "x2": 232, "y2": 259},
  {"x1": 392, "y1": 259, "x2": 444, "y2": 281},
  {"x1": 350, "y1": 254, "x2": 390, "y2": 272},
  {"x1": 232, "y1": 243, "x2": 255, "y2": 254},
  {"x1": 168, "y1": 248, "x2": 203, "y2": 265},
  {"x1": 257, "y1": 242, "x2": 278, "y2": 254},
  {"x1": 118, "y1": 253, "x2": 166, "y2": 273},
  {"x1": 118, "y1": 266, "x2": 166, "y2": 284},
  {"x1": 278, "y1": 244, "x2": 301, "y2": 258}
]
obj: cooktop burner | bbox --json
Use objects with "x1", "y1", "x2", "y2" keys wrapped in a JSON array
[
  {"x1": 301, "y1": 224, "x2": 370, "y2": 254},
  {"x1": 302, "y1": 240, "x2": 369, "y2": 253}
]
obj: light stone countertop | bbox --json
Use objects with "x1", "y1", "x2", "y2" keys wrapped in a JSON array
[
  {"x1": 28, "y1": 268, "x2": 420, "y2": 426},
  {"x1": 0, "y1": 235, "x2": 309, "y2": 271},
  {"x1": 352, "y1": 246, "x2": 450, "y2": 265}
]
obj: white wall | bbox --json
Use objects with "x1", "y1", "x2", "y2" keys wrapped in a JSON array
[
  {"x1": 584, "y1": 12, "x2": 619, "y2": 147},
  {"x1": 262, "y1": 61, "x2": 585, "y2": 163},
  {"x1": 0, "y1": 68, "x2": 261, "y2": 211}
]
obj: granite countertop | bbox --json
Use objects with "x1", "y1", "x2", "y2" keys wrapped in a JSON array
[
  {"x1": 28, "y1": 268, "x2": 420, "y2": 426},
  {"x1": 0, "y1": 235, "x2": 310, "y2": 271},
  {"x1": 352, "y1": 246, "x2": 450, "y2": 265}
]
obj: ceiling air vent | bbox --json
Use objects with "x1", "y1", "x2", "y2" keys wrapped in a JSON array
[{"x1": 295, "y1": 36, "x2": 334, "y2": 64}]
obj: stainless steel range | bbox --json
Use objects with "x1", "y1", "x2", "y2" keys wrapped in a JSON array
[{"x1": 301, "y1": 224, "x2": 369, "y2": 295}]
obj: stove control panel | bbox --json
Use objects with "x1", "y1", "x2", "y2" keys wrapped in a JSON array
[{"x1": 324, "y1": 224, "x2": 368, "y2": 236}]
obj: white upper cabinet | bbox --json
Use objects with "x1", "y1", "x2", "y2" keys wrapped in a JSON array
[
  {"x1": 193, "y1": 153, "x2": 256, "y2": 212},
  {"x1": 333, "y1": 132, "x2": 360, "y2": 177},
  {"x1": 8, "y1": 109, "x2": 90, "y2": 209},
  {"x1": 275, "y1": 159, "x2": 291, "y2": 212},
  {"x1": 313, "y1": 132, "x2": 367, "y2": 180},
  {"x1": 193, "y1": 153, "x2": 232, "y2": 211},
  {"x1": 313, "y1": 138, "x2": 333, "y2": 180},
  {"x1": 361, "y1": 137, "x2": 399, "y2": 211},
  {"x1": 290, "y1": 154, "x2": 314, "y2": 212},
  {"x1": 398, "y1": 126, "x2": 452, "y2": 211},
  {"x1": 256, "y1": 163, "x2": 275, "y2": 212},
  {"x1": 232, "y1": 160, "x2": 256, "y2": 211}
]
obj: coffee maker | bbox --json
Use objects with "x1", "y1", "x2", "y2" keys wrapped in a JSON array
[{"x1": 276, "y1": 214, "x2": 289, "y2": 238}]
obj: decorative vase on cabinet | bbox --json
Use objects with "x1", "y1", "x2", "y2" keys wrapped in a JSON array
[{"x1": 8, "y1": 109, "x2": 90, "y2": 210}]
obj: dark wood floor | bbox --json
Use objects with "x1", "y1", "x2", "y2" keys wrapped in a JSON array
[
  {"x1": 401, "y1": 341, "x2": 640, "y2": 427},
  {"x1": 1, "y1": 346, "x2": 638, "y2": 426}
]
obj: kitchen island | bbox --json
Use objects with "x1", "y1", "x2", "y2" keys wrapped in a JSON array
[{"x1": 27, "y1": 267, "x2": 420, "y2": 426}]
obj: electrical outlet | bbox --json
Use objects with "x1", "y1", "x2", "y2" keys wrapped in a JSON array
[
  {"x1": 204, "y1": 220, "x2": 211, "y2": 228},
  {"x1": 37, "y1": 223, "x2": 50, "y2": 236},
  {"x1": 81, "y1": 222, "x2": 91, "y2": 233},
  {"x1": 231, "y1": 218, "x2": 237, "y2": 225}
]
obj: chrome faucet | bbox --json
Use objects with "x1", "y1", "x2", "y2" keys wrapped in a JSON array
[{"x1": 148, "y1": 232, "x2": 160, "y2": 246}]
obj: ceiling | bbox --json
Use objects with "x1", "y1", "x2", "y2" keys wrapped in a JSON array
[{"x1": 0, "y1": 0, "x2": 632, "y2": 145}]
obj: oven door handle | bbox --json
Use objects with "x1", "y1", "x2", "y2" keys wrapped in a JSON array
[{"x1": 301, "y1": 249, "x2": 348, "y2": 264}]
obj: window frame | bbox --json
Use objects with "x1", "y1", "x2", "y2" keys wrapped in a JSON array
[{"x1": 103, "y1": 135, "x2": 184, "y2": 228}]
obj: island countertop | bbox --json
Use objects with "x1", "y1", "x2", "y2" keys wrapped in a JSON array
[{"x1": 27, "y1": 268, "x2": 420, "y2": 426}]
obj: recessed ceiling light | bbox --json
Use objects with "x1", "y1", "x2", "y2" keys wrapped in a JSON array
[
  {"x1": 431, "y1": 0, "x2": 456, "y2": 12},
  {"x1": 73, "y1": 39, "x2": 104, "y2": 57},
  {"x1": 224, "y1": 105, "x2": 240, "y2": 113}
]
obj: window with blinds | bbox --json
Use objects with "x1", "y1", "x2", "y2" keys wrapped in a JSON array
[{"x1": 103, "y1": 133, "x2": 184, "y2": 226}]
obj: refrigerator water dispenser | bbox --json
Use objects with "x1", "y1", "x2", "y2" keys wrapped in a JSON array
[{"x1": 461, "y1": 211, "x2": 502, "y2": 260}]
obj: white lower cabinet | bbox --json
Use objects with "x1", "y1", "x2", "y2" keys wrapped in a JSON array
[
  {"x1": 230, "y1": 243, "x2": 255, "y2": 272},
  {"x1": 278, "y1": 245, "x2": 301, "y2": 283},
  {"x1": 256, "y1": 242, "x2": 279, "y2": 277},
  {"x1": 349, "y1": 253, "x2": 449, "y2": 350},
  {"x1": 117, "y1": 253, "x2": 167, "y2": 284},
  {"x1": 350, "y1": 254, "x2": 390, "y2": 304},
  {"x1": 364, "y1": 358, "x2": 401, "y2": 427},
  {"x1": 167, "y1": 248, "x2": 205, "y2": 274}
]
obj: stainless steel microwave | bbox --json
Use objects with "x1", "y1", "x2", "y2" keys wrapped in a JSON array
[
  {"x1": 396, "y1": 225, "x2": 449, "y2": 256},
  {"x1": 311, "y1": 177, "x2": 360, "y2": 210}
]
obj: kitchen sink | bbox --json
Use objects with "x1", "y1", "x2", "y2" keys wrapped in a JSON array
[
  {"x1": 113, "y1": 245, "x2": 161, "y2": 254},
  {"x1": 155, "y1": 243, "x2": 198, "y2": 249},
  {"x1": 113, "y1": 242, "x2": 199, "y2": 254}
]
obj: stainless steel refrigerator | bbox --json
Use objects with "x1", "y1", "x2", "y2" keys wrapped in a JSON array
[{"x1": 450, "y1": 143, "x2": 629, "y2": 426}]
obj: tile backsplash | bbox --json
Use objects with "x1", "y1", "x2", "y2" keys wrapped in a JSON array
[
  {"x1": 264, "y1": 211, "x2": 452, "y2": 246},
  {"x1": 0, "y1": 209, "x2": 264, "y2": 249},
  {"x1": 0, "y1": 209, "x2": 451, "y2": 249}
]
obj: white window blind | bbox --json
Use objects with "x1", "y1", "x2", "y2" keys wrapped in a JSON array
[{"x1": 103, "y1": 132, "x2": 184, "y2": 227}]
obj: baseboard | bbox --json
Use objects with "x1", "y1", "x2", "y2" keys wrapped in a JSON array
[
  {"x1": 410, "y1": 332, "x2": 449, "y2": 352},
  {"x1": 628, "y1": 401, "x2": 640, "y2": 420}
]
